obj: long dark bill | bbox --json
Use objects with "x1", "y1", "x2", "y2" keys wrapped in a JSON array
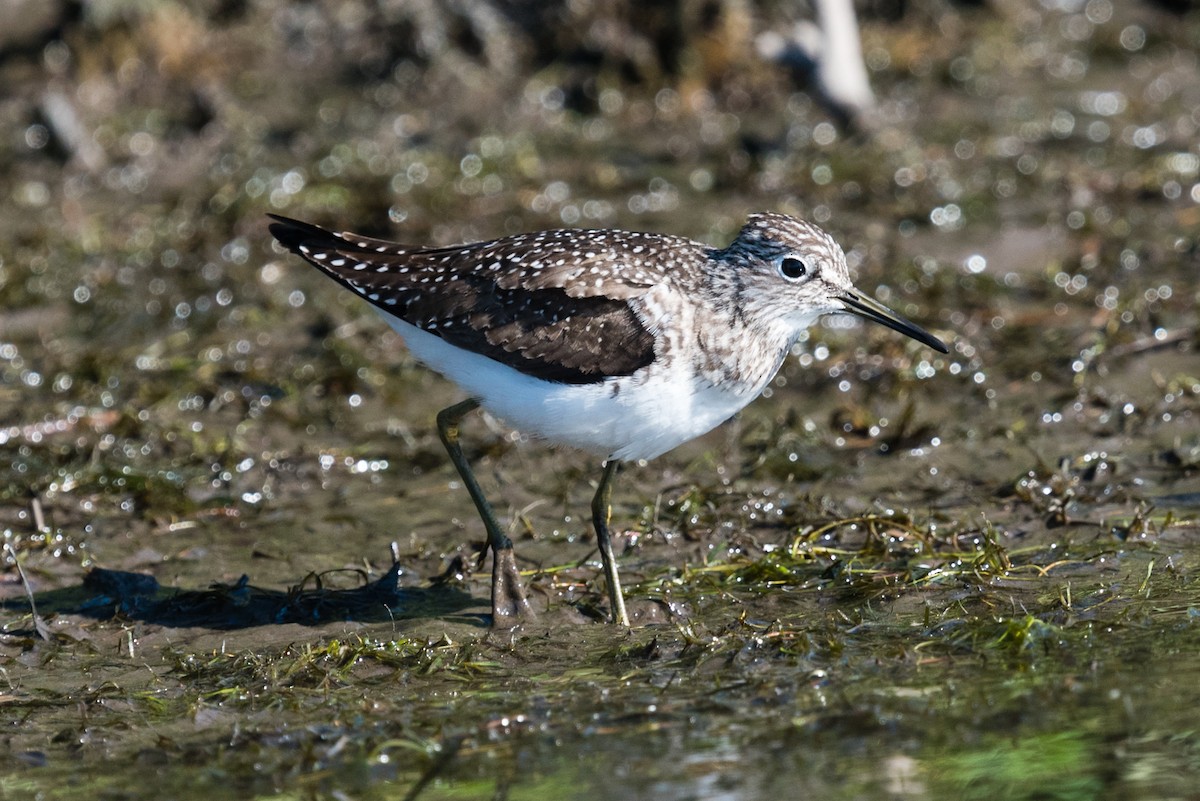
[{"x1": 840, "y1": 290, "x2": 949, "y2": 353}]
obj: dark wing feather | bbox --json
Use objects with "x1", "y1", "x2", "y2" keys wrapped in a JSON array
[{"x1": 268, "y1": 215, "x2": 658, "y2": 385}]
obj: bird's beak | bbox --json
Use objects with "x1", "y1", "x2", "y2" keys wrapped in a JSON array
[{"x1": 839, "y1": 289, "x2": 948, "y2": 353}]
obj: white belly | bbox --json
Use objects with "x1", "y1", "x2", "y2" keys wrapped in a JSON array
[{"x1": 384, "y1": 317, "x2": 767, "y2": 462}]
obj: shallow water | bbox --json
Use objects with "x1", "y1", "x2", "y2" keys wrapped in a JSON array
[{"x1": 2, "y1": 1, "x2": 1199, "y2": 798}]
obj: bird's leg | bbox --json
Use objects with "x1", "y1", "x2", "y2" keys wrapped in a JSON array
[
  {"x1": 436, "y1": 398, "x2": 533, "y2": 628},
  {"x1": 591, "y1": 460, "x2": 630, "y2": 627}
]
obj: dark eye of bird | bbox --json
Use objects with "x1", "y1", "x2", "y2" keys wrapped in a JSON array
[{"x1": 780, "y1": 257, "x2": 807, "y2": 280}]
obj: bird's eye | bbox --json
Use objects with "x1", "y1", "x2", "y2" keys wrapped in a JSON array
[{"x1": 779, "y1": 257, "x2": 807, "y2": 280}]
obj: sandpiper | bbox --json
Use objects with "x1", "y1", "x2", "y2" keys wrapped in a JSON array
[{"x1": 268, "y1": 212, "x2": 948, "y2": 627}]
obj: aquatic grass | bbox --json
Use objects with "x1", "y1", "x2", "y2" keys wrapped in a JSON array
[{"x1": 928, "y1": 731, "x2": 1104, "y2": 801}]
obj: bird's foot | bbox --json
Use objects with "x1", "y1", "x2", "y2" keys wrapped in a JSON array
[{"x1": 490, "y1": 546, "x2": 534, "y2": 629}]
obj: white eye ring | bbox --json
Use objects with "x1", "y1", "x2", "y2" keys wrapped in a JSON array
[{"x1": 779, "y1": 256, "x2": 807, "y2": 281}]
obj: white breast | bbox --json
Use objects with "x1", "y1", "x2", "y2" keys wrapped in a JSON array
[{"x1": 381, "y1": 314, "x2": 777, "y2": 462}]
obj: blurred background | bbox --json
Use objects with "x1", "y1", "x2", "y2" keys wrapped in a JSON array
[{"x1": 2, "y1": 0, "x2": 1200, "y2": 798}]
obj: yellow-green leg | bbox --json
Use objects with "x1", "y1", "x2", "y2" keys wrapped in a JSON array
[
  {"x1": 436, "y1": 398, "x2": 533, "y2": 628},
  {"x1": 591, "y1": 459, "x2": 629, "y2": 626}
]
